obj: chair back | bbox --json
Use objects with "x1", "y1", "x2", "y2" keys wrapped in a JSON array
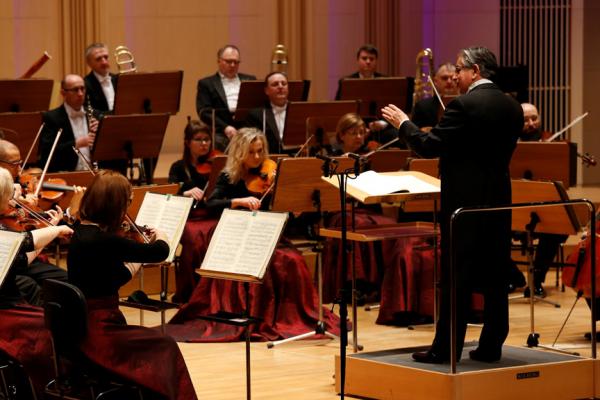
[{"x1": 42, "y1": 279, "x2": 88, "y2": 360}]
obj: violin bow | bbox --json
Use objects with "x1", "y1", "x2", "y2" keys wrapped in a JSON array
[
  {"x1": 363, "y1": 137, "x2": 400, "y2": 158},
  {"x1": 428, "y1": 75, "x2": 446, "y2": 111},
  {"x1": 34, "y1": 128, "x2": 62, "y2": 198},
  {"x1": 19, "y1": 123, "x2": 45, "y2": 175},
  {"x1": 294, "y1": 134, "x2": 314, "y2": 157},
  {"x1": 545, "y1": 112, "x2": 589, "y2": 142}
]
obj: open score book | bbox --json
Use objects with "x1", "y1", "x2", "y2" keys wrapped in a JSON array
[
  {"x1": 0, "y1": 230, "x2": 25, "y2": 288},
  {"x1": 198, "y1": 209, "x2": 288, "y2": 282}
]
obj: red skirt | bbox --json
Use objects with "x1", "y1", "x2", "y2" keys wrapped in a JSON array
[
  {"x1": 173, "y1": 214, "x2": 219, "y2": 303},
  {"x1": 82, "y1": 297, "x2": 197, "y2": 400},
  {"x1": 167, "y1": 246, "x2": 341, "y2": 342},
  {"x1": 322, "y1": 209, "x2": 402, "y2": 303},
  {"x1": 0, "y1": 304, "x2": 53, "y2": 395}
]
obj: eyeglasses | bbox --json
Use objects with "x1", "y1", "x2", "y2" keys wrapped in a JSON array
[
  {"x1": 345, "y1": 129, "x2": 365, "y2": 137},
  {"x1": 220, "y1": 58, "x2": 241, "y2": 65},
  {"x1": 191, "y1": 138, "x2": 211, "y2": 143},
  {"x1": 0, "y1": 159, "x2": 22, "y2": 167},
  {"x1": 63, "y1": 86, "x2": 86, "y2": 93}
]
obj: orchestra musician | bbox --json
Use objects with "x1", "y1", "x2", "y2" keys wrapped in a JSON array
[
  {"x1": 382, "y1": 46, "x2": 524, "y2": 363},
  {"x1": 39, "y1": 74, "x2": 99, "y2": 172},
  {"x1": 84, "y1": 42, "x2": 117, "y2": 113},
  {"x1": 196, "y1": 45, "x2": 257, "y2": 151},
  {"x1": 245, "y1": 71, "x2": 289, "y2": 154},
  {"x1": 335, "y1": 44, "x2": 385, "y2": 100},
  {"x1": 0, "y1": 139, "x2": 69, "y2": 306},
  {"x1": 0, "y1": 167, "x2": 73, "y2": 395},
  {"x1": 329, "y1": 112, "x2": 370, "y2": 156},
  {"x1": 168, "y1": 128, "x2": 340, "y2": 341},
  {"x1": 66, "y1": 170, "x2": 197, "y2": 400},
  {"x1": 168, "y1": 118, "x2": 221, "y2": 303},
  {"x1": 411, "y1": 62, "x2": 459, "y2": 129}
]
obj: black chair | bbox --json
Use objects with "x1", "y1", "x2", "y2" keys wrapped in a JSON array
[
  {"x1": 0, "y1": 351, "x2": 36, "y2": 400},
  {"x1": 42, "y1": 279, "x2": 144, "y2": 400}
]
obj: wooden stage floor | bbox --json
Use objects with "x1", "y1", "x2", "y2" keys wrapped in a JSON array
[{"x1": 123, "y1": 281, "x2": 599, "y2": 399}]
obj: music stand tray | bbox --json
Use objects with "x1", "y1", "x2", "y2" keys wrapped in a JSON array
[
  {"x1": 282, "y1": 101, "x2": 358, "y2": 150},
  {"x1": 0, "y1": 112, "x2": 43, "y2": 164},
  {"x1": 234, "y1": 80, "x2": 310, "y2": 121},
  {"x1": 0, "y1": 79, "x2": 53, "y2": 112},
  {"x1": 113, "y1": 71, "x2": 183, "y2": 115},
  {"x1": 92, "y1": 113, "x2": 170, "y2": 163},
  {"x1": 338, "y1": 77, "x2": 414, "y2": 117}
]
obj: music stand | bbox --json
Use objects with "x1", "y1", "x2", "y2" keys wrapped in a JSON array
[
  {"x1": 92, "y1": 114, "x2": 170, "y2": 184},
  {"x1": 283, "y1": 101, "x2": 358, "y2": 151},
  {"x1": 0, "y1": 79, "x2": 53, "y2": 112},
  {"x1": 369, "y1": 150, "x2": 413, "y2": 172},
  {"x1": 233, "y1": 80, "x2": 310, "y2": 122},
  {"x1": 0, "y1": 112, "x2": 43, "y2": 164},
  {"x1": 510, "y1": 179, "x2": 581, "y2": 351},
  {"x1": 338, "y1": 77, "x2": 414, "y2": 117},
  {"x1": 112, "y1": 71, "x2": 183, "y2": 115},
  {"x1": 510, "y1": 142, "x2": 576, "y2": 188}
]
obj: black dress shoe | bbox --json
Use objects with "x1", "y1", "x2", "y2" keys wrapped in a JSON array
[
  {"x1": 412, "y1": 350, "x2": 447, "y2": 364},
  {"x1": 469, "y1": 348, "x2": 501, "y2": 362},
  {"x1": 524, "y1": 285, "x2": 546, "y2": 298}
]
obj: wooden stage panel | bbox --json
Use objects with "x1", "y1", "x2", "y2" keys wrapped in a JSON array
[{"x1": 335, "y1": 344, "x2": 596, "y2": 400}]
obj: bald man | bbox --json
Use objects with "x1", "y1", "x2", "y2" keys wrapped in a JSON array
[
  {"x1": 520, "y1": 103, "x2": 543, "y2": 141},
  {"x1": 39, "y1": 74, "x2": 99, "y2": 172}
]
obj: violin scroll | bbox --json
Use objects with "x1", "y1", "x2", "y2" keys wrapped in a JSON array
[{"x1": 579, "y1": 152, "x2": 597, "y2": 167}]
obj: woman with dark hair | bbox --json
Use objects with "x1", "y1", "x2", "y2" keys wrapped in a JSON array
[
  {"x1": 0, "y1": 167, "x2": 73, "y2": 396},
  {"x1": 67, "y1": 170, "x2": 197, "y2": 400},
  {"x1": 169, "y1": 118, "x2": 223, "y2": 302},
  {"x1": 167, "y1": 128, "x2": 340, "y2": 342}
]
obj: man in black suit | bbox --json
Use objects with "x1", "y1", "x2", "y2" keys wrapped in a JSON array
[
  {"x1": 383, "y1": 46, "x2": 524, "y2": 363},
  {"x1": 335, "y1": 44, "x2": 384, "y2": 100},
  {"x1": 411, "y1": 62, "x2": 459, "y2": 129},
  {"x1": 196, "y1": 45, "x2": 256, "y2": 151},
  {"x1": 84, "y1": 43, "x2": 117, "y2": 114},
  {"x1": 39, "y1": 74, "x2": 98, "y2": 172},
  {"x1": 245, "y1": 72, "x2": 289, "y2": 154}
]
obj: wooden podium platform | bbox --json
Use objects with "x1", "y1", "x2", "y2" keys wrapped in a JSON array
[{"x1": 335, "y1": 343, "x2": 597, "y2": 399}]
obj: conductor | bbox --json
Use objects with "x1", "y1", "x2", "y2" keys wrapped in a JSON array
[{"x1": 382, "y1": 46, "x2": 523, "y2": 363}]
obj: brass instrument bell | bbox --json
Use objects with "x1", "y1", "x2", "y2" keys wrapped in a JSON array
[
  {"x1": 114, "y1": 45, "x2": 137, "y2": 74},
  {"x1": 271, "y1": 44, "x2": 288, "y2": 73},
  {"x1": 413, "y1": 48, "x2": 435, "y2": 106}
]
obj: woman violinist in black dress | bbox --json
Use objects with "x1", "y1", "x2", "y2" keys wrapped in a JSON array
[{"x1": 67, "y1": 170, "x2": 197, "y2": 400}]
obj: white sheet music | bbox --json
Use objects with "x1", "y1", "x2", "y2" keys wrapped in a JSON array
[
  {"x1": 135, "y1": 192, "x2": 193, "y2": 262},
  {"x1": 348, "y1": 170, "x2": 440, "y2": 196},
  {"x1": 201, "y1": 209, "x2": 288, "y2": 280},
  {"x1": 0, "y1": 230, "x2": 25, "y2": 288}
]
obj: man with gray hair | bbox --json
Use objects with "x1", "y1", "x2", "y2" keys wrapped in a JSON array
[
  {"x1": 196, "y1": 45, "x2": 256, "y2": 151},
  {"x1": 84, "y1": 42, "x2": 117, "y2": 113},
  {"x1": 383, "y1": 46, "x2": 524, "y2": 364}
]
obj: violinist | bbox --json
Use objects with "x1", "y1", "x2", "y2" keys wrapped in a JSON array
[
  {"x1": 168, "y1": 117, "x2": 220, "y2": 202},
  {"x1": 39, "y1": 74, "x2": 99, "y2": 172},
  {"x1": 168, "y1": 128, "x2": 341, "y2": 342},
  {"x1": 245, "y1": 71, "x2": 289, "y2": 154},
  {"x1": 519, "y1": 102, "x2": 552, "y2": 141},
  {"x1": 66, "y1": 170, "x2": 197, "y2": 400},
  {"x1": 206, "y1": 127, "x2": 275, "y2": 212},
  {"x1": 0, "y1": 139, "x2": 37, "y2": 207},
  {"x1": 329, "y1": 112, "x2": 370, "y2": 156}
]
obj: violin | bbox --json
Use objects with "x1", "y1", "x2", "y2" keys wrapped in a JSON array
[
  {"x1": 245, "y1": 159, "x2": 277, "y2": 198},
  {"x1": 195, "y1": 149, "x2": 223, "y2": 176},
  {"x1": 119, "y1": 220, "x2": 152, "y2": 244},
  {"x1": 0, "y1": 200, "x2": 53, "y2": 232}
]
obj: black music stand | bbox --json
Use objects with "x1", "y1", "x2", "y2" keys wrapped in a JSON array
[
  {"x1": 0, "y1": 112, "x2": 43, "y2": 165},
  {"x1": 233, "y1": 80, "x2": 310, "y2": 122},
  {"x1": 338, "y1": 77, "x2": 414, "y2": 117},
  {"x1": 0, "y1": 79, "x2": 53, "y2": 112},
  {"x1": 92, "y1": 114, "x2": 170, "y2": 184},
  {"x1": 511, "y1": 180, "x2": 580, "y2": 351},
  {"x1": 283, "y1": 101, "x2": 358, "y2": 151},
  {"x1": 113, "y1": 71, "x2": 183, "y2": 115},
  {"x1": 510, "y1": 142, "x2": 577, "y2": 188}
]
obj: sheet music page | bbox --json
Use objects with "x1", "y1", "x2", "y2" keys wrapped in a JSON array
[
  {"x1": 0, "y1": 231, "x2": 24, "y2": 288},
  {"x1": 201, "y1": 209, "x2": 288, "y2": 280},
  {"x1": 347, "y1": 170, "x2": 440, "y2": 196},
  {"x1": 135, "y1": 192, "x2": 194, "y2": 262}
]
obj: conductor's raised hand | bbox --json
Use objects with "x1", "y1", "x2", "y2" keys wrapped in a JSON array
[{"x1": 381, "y1": 104, "x2": 409, "y2": 129}]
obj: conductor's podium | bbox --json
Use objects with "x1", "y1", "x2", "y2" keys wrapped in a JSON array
[{"x1": 335, "y1": 343, "x2": 598, "y2": 399}]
